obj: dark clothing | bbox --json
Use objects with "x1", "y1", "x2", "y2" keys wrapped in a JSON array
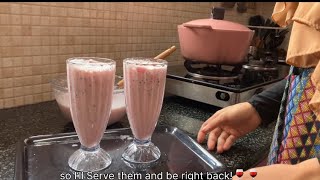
[{"x1": 248, "y1": 78, "x2": 287, "y2": 127}]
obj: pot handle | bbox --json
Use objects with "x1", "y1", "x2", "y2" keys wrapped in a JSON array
[{"x1": 182, "y1": 23, "x2": 212, "y2": 29}]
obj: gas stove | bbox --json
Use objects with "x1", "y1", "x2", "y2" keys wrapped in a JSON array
[{"x1": 165, "y1": 60, "x2": 289, "y2": 108}]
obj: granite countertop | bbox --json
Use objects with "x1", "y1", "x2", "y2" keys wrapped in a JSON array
[{"x1": 0, "y1": 96, "x2": 275, "y2": 179}]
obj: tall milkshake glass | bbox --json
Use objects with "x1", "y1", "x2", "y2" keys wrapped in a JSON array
[
  {"x1": 122, "y1": 57, "x2": 167, "y2": 169},
  {"x1": 67, "y1": 57, "x2": 115, "y2": 172}
]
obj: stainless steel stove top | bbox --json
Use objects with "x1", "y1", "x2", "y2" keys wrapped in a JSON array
[{"x1": 165, "y1": 65, "x2": 288, "y2": 108}]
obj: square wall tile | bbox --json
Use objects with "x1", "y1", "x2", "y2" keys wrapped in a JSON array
[{"x1": 0, "y1": 2, "x2": 277, "y2": 109}]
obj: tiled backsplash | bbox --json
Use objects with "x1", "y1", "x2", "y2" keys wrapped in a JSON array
[{"x1": 0, "y1": 2, "x2": 275, "y2": 109}]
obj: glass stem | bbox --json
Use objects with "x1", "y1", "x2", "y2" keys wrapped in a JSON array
[
  {"x1": 80, "y1": 144, "x2": 100, "y2": 152},
  {"x1": 133, "y1": 138, "x2": 151, "y2": 146}
]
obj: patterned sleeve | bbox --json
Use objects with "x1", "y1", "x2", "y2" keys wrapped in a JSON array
[
  {"x1": 247, "y1": 78, "x2": 287, "y2": 127},
  {"x1": 317, "y1": 132, "x2": 320, "y2": 164}
]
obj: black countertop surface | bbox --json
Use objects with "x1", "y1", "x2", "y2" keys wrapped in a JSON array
[{"x1": 0, "y1": 96, "x2": 275, "y2": 179}]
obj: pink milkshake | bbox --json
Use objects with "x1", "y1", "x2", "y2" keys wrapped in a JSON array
[
  {"x1": 67, "y1": 57, "x2": 115, "y2": 172},
  {"x1": 122, "y1": 57, "x2": 167, "y2": 168},
  {"x1": 68, "y1": 58, "x2": 115, "y2": 148},
  {"x1": 124, "y1": 59, "x2": 167, "y2": 140}
]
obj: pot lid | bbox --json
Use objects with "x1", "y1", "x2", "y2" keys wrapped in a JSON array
[{"x1": 183, "y1": 18, "x2": 252, "y2": 32}]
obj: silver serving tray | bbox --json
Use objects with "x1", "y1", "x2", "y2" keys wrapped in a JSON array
[{"x1": 15, "y1": 125, "x2": 226, "y2": 180}]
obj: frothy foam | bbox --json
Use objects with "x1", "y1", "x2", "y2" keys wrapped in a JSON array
[
  {"x1": 69, "y1": 58, "x2": 115, "y2": 72},
  {"x1": 125, "y1": 59, "x2": 166, "y2": 66}
]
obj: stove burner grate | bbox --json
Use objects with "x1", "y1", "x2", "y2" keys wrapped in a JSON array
[
  {"x1": 187, "y1": 71, "x2": 239, "y2": 80},
  {"x1": 183, "y1": 60, "x2": 241, "y2": 81},
  {"x1": 242, "y1": 60, "x2": 278, "y2": 71}
]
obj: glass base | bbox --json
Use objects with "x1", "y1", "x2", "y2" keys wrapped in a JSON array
[
  {"x1": 68, "y1": 145, "x2": 112, "y2": 172},
  {"x1": 122, "y1": 139, "x2": 161, "y2": 170}
]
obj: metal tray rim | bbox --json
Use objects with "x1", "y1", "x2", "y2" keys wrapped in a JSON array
[{"x1": 14, "y1": 125, "x2": 226, "y2": 180}]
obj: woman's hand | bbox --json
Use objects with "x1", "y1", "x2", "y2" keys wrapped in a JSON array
[
  {"x1": 197, "y1": 102, "x2": 262, "y2": 153},
  {"x1": 232, "y1": 158, "x2": 320, "y2": 180}
]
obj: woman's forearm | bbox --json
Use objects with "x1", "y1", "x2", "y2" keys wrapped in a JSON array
[
  {"x1": 296, "y1": 158, "x2": 320, "y2": 180},
  {"x1": 232, "y1": 158, "x2": 320, "y2": 180}
]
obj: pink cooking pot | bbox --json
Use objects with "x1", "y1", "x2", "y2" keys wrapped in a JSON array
[{"x1": 177, "y1": 7, "x2": 254, "y2": 65}]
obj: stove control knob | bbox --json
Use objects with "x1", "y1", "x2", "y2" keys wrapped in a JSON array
[{"x1": 216, "y1": 91, "x2": 230, "y2": 101}]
